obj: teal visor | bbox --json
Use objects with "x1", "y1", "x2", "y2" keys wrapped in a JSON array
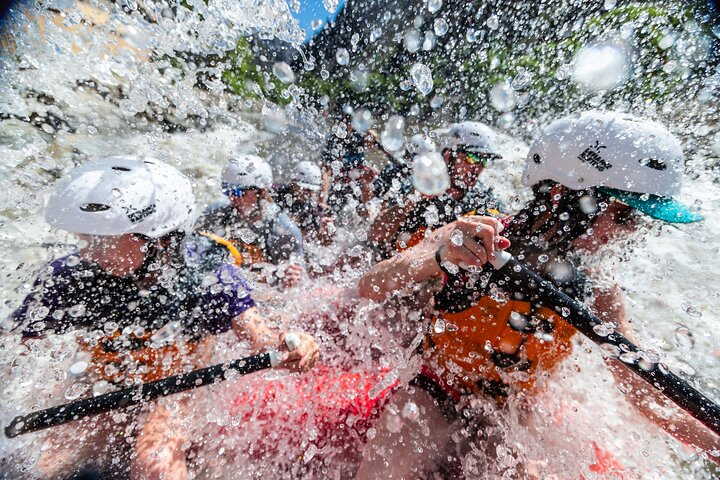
[{"x1": 598, "y1": 187, "x2": 703, "y2": 224}]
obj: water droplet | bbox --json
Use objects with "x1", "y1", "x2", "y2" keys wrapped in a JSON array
[
  {"x1": 449, "y1": 229, "x2": 464, "y2": 246},
  {"x1": 68, "y1": 304, "x2": 86, "y2": 318},
  {"x1": 674, "y1": 359, "x2": 697, "y2": 377},
  {"x1": 272, "y1": 62, "x2": 295, "y2": 84},
  {"x1": 619, "y1": 351, "x2": 639, "y2": 364},
  {"x1": 351, "y1": 108, "x2": 373, "y2": 133},
  {"x1": 423, "y1": 31, "x2": 436, "y2": 51},
  {"x1": 434, "y1": 318, "x2": 446, "y2": 334},
  {"x1": 404, "y1": 29, "x2": 422, "y2": 53},
  {"x1": 237, "y1": 227, "x2": 257, "y2": 244},
  {"x1": 64, "y1": 382, "x2": 88, "y2": 401},
  {"x1": 434, "y1": 18, "x2": 449, "y2": 36},
  {"x1": 409, "y1": 63, "x2": 433, "y2": 96},
  {"x1": 600, "y1": 343, "x2": 621, "y2": 358},
  {"x1": 712, "y1": 25, "x2": 720, "y2": 39},
  {"x1": 412, "y1": 152, "x2": 450, "y2": 196},
  {"x1": 558, "y1": 212, "x2": 570, "y2": 221},
  {"x1": 681, "y1": 302, "x2": 702, "y2": 318},
  {"x1": 560, "y1": 307, "x2": 571, "y2": 317},
  {"x1": 579, "y1": 195, "x2": 597, "y2": 214},
  {"x1": 322, "y1": 0, "x2": 339, "y2": 14},
  {"x1": 430, "y1": 95, "x2": 444, "y2": 109},
  {"x1": 508, "y1": 312, "x2": 529, "y2": 331},
  {"x1": 511, "y1": 69, "x2": 532, "y2": 90},
  {"x1": 489, "y1": 81, "x2": 517, "y2": 112},
  {"x1": 572, "y1": 42, "x2": 631, "y2": 91},
  {"x1": 103, "y1": 321, "x2": 118, "y2": 334},
  {"x1": 29, "y1": 306, "x2": 49, "y2": 322},
  {"x1": 603, "y1": 0, "x2": 617, "y2": 9},
  {"x1": 486, "y1": 14, "x2": 499, "y2": 30},
  {"x1": 674, "y1": 324, "x2": 695, "y2": 349},
  {"x1": 351, "y1": 69, "x2": 369, "y2": 91},
  {"x1": 311, "y1": 19, "x2": 323, "y2": 30},
  {"x1": 150, "y1": 321, "x2": 182, "y2": 347},
  {"x1": 592, "y1": 322, "x2": 616, "y2": 337},
  {"x1": 658, "y1": 32, "x2": 675, "y2": 50},
  {"x1": 465, "y1": 29, "x2": 477, "y2": 43},
  {"x1": 69, "y1": 361, "x2": 88, "y2": 376},
  {"x1": 303, "y1": 444, "x2": 318, "y2": 463},
  {"x1": 428, "y1": 0, "x2": 442, "y2": 14},
  {"x1": 380, "y1": 115, "x2": 406, "y2": 151},
  {"x1": 370, "y1": 27, "x2": 382, "y2": 42},
  {"x1": 64, "y1": 255, "x2": 80, "y2": 267},
  {"x1": 497, "y1": 112, "x2": 515, "y2": 129},
  {"x1": 399, "y1": 401, "x2": 419, "y2": 423},
  {"x1": 335, "y1": 48, "x2": 350, "y2": 66}
]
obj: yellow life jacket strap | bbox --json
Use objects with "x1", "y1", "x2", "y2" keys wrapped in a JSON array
[{"x1": 199, "y1": 231, "x2": 244, "y2": 266}]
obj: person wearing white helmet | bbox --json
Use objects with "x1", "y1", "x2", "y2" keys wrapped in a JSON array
[
  {"x1": 10, "y1": 156, "x2": 319, "y2": 479},
  {"x1": 197, "y1": 154, "x2": 306, "y2": 287},
  {"x1": 273, "y1": 161, "x2": 336, "y2": 248},
  {"x1": 374, "y1": 133, "x2": 437, "y2": 199},
  {"x1": 369, "y1": 121, "x2": 503, "y2": 258},
  {"x1": 356, "y1": 111, "x2": 716, "y2": 479}
]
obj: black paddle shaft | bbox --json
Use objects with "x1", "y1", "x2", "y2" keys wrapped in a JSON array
[
  {"x1": 492, "y1": 253, "x2": 720, "y2": 437},
  {"x1": 5, "y1": 351, "x2": 273, "y2": 438}
]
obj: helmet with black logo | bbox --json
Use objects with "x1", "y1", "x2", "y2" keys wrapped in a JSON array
[
  {"x1": 523, "y1": 110, "x2": 702, "y2": 223},
  {"x1": 45, "y1": 156, "x2": 196, "y2": 237}
]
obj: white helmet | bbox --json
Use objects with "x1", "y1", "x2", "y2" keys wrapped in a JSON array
[
  {"x1": 442, "y1": 122, "x2": 502, "y2": 158},
  {"x1": 523, "y1": 110, "x2": 701, "y2": 223},
  {"x1": 221, "y1": 154, "x2": 273, "y2": 194},
  {"x1": 292, "y1": 161, "x2": 322, "y2": 191},
  {"x1": 406, "y1": 134, "x2": 436, "y2": 156},
  {"x1": 45, "y1": 156, "x2": 196, "y2": 238}
]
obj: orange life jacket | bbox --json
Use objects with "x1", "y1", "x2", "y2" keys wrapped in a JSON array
[
  {"x1": 425, "y1": 296, "x2": 577, "y2": 399},
  {"x1": 79, "y1": 331, "x2": 212, "y2": 383}
]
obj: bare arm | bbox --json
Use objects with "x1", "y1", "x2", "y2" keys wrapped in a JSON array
[
  {"x1": 368, "y1": 203, "x2": 409, "y2": 246},
  {"x1": 594, "y1": 285, "x2": 720, "y2": 462},
  {"x1": 359, "y1": 216, "x2": 508, "y2": 302}
]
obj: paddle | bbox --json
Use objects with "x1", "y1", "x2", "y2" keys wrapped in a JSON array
[
  {"x1": 488, "y1": 251, "x2": 720, "y2": 437},
  {"x1": 5, "y1": 335, "x2": 302, "y2": 438}
]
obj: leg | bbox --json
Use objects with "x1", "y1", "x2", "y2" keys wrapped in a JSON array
[
  {"x1": 355, "y1": 386, "x2": 453, "y2": 480},
  {"x1": 130, "y1": 401, "x2": 189, "y2": 480},
  {"x1": 33, "y1": 415, "x2": 113, "y2": 479}
]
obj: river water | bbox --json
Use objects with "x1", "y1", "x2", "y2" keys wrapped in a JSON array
[{"x1": 0, "y1": 0, "x2": 718, "y2": 478}]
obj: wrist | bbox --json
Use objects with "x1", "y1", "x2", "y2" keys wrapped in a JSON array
[{"x1": 434, "y1": 246, "x2": 453, "y2": 277}]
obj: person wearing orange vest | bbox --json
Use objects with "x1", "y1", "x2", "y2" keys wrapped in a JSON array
[
  {"x1": 369, "y1": 121, "x2": 504, "y2": 259},
  {"x1": 356, "y1": 111, "x2": 717, "y2": 478},
  {"x1": 10, "y1": 156, "x2": 319, "y2": 479}
]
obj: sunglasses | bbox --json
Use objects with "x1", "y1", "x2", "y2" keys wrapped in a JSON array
[
  {"x1": 454, "y1": 150, "x2": 498, "y2": 168},
  {"x1": 222, "y1": 184, "x2": 259, "y2": 198}
]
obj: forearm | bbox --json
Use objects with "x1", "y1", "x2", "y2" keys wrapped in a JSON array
[
  {"x1": 608, "y1": 360, "x2": 720, "y2": 461},
  {"x1": 358, "y1": 241, "x2": 441, "y2": 301},
  {"x1": 231, "y1": 308, "x2": 276, "y2": 350},
  {"x1": 369, "y1": 204, "x2": 407, "y2": 245}
]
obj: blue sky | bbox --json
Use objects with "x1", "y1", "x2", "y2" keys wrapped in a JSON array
[{"x1": 290, "y1": 0, "x2": 346, "y2": 42}]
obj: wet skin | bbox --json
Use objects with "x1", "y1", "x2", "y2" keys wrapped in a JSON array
[{"x1": 77, "y1": 233, "x2": 148, "y2": 277}]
